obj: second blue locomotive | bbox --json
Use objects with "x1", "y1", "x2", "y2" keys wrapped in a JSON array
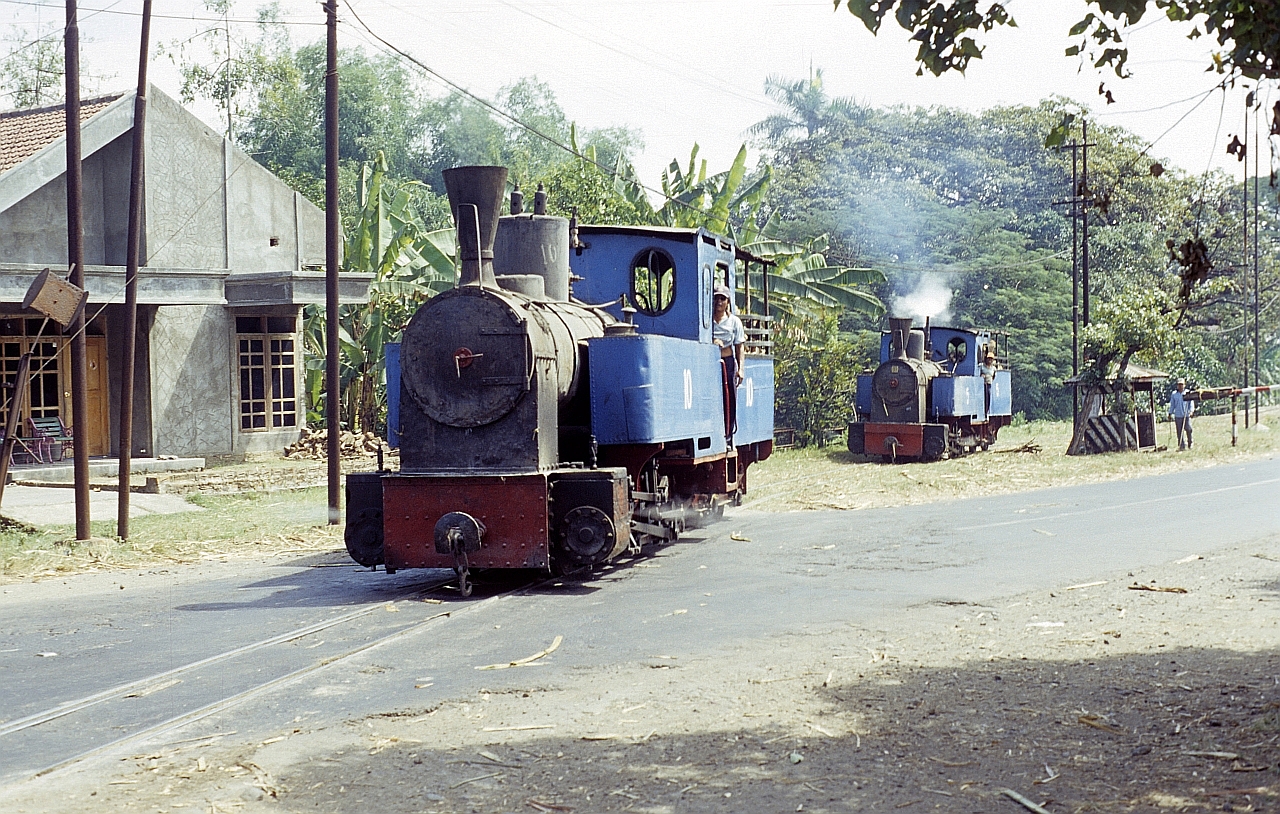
[{"x1": 848, "y1": 317, "x2": 1011, "y2": 461}]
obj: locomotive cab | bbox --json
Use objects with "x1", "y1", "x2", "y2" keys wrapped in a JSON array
[{"x1": 570, "y1": 226, "x2": 775, "y2": 530}]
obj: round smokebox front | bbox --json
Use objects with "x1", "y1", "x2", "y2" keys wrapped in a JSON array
[
  {"x1": 401, "y1": 289, "x2": 530, "y2": 428},
  {"x1": 873, "y1": 360, "x2": 919, "y2": 407}
]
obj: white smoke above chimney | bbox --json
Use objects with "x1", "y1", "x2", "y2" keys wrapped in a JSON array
[{"x1": 892, "y1": 275, "x2": 953, "y2": 324}]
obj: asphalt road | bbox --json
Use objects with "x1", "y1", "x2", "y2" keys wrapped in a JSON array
[{"x1": 0, "y1": 457, "x2": 1276, "y2": 791}]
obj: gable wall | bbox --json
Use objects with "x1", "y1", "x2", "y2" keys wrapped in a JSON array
[
  {"x1": 144, "y1": 91, "x2": 227, "y2": 270},
  {"x1": 0, "y1": 131, "x2": 131, "y2": 266},
  {"x1": 227, "y1": 147, "x2": 298, "y2": 273}
]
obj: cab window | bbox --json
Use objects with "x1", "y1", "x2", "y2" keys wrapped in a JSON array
[
  {"x1": 631, "y1": 248, "x2": 675, "y2": 316},
  {"x1": 713, "y1": 262, "x2": 730, "y2": 289}
]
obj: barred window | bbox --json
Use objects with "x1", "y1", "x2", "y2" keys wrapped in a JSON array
[
  {"x1": 0, "y1": 319, "x2": 66, "y2": 427},
  {"x1": 236, "y1": 316, "x2": 297, "y2": 431}
]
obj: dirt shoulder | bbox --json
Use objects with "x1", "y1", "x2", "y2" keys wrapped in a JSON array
[{"x1": 20, "y1": 534, "x2": 1279, "y2": 814}]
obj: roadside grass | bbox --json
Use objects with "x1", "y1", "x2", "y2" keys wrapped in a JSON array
[
  {"x1": 0, "y1": 486, "x2": 341, "y2": 580},
  {"x1": 3, "y1": 408, "x2": 1275, "y2": 578},
  {"x1": 747, "y1": 405, "x2": 1280, "y2": 512}
]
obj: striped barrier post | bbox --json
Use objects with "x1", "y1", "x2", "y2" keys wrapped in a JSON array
[{"x1": 1185, "y1": 385, "x2": 1273, "y2": 447}]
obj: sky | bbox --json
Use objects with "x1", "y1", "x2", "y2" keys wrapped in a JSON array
[{"x1": 0, "y1": 0, "x2": 1270, "y2": 188}]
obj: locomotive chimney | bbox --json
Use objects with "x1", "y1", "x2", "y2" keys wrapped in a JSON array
[
  {"x1": 888, "y1": 317, "x2": 913, "y2": 361},
  {"x1": 443, "y1": 166, "x2": 508, "y2": 288}
]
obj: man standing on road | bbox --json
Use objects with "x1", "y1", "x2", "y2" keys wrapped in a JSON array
[{"x1": 1169, "y1": 378, "x2": 1194, "y2": 450}]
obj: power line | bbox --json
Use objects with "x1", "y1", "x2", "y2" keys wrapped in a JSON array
[
  {"x1": 338, "y1": 3, "x2": 699, "y2": 216},
  {"x1": 0, "y1": 0, "x2": 325, "y2": 25}
]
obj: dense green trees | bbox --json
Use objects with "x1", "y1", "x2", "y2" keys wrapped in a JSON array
[
  {"x1": 756, "y1": 78, "x2": 1276, "y2": 422},
  {"x1": 163, "y1": 9, "x2": 1273, "y2": 433}
]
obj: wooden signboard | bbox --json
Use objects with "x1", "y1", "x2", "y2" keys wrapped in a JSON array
[{"x1": 22, "y1": 267, "x2": 87, "y2": 327}]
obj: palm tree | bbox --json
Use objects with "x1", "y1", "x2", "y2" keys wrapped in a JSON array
[{"x1": 747, "y1": 67, "x2": 861, "y2": 144}]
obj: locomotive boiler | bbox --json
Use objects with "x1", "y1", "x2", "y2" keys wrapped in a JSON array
[
  {"x1": 847, "y1": 317, "x2": 1011, "y2": 461},
  {"x1": 345, "y1": 166, "x2": 774, "y2": 592}
]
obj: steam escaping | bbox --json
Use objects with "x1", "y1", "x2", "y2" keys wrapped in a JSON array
[{"x1": 892, "y1": 276, "x2": 953, "y2": 324}]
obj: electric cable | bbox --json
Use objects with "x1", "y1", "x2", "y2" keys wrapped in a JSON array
[{"x1": 0, "y1": 0, "x2": 325, "y2": 25}]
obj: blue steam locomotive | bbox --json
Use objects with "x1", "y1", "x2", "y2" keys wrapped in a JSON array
[
  {"x1": 345, "y1": 166, "x2": 774, "y2": 591},
  {"x1": 847, "y1": 317, "x2": 1011, "y2": 461}
]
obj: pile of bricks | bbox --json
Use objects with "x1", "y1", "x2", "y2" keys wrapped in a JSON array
[{"x1": 283, "y1": 427, "x2": 383, "y2": 460}]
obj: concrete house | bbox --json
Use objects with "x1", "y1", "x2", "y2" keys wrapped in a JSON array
[{"x1": 0, "y1": 87, "x2": 369, "y2": 459}]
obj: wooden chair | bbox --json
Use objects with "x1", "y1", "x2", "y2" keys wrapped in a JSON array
[{"x1": 27, "y1": 416, "x2": 72, "y2": 462}]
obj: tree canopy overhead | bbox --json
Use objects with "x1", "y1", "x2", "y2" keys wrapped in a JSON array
[{"x1": 835, "y1": 1, "x2": 1280, "y2": 79}]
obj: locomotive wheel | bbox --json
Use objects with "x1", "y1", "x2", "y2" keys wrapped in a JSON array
[{"x1": 558, "y1": 505, "x2": 617, "y2": 565}]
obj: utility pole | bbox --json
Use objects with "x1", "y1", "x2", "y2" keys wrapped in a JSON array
[
  {"x1": 1071, "y1": 141, "x2": 1079, "y2": 423},
  {"x1": 1081, "y1": 119, "x2": 1091, "y2": 329},
  {"x1": 1254, "y1": 102, "x2": 1261, "y2": 424},
  {"x1": 324, "y1": 0, "x2": 340, "y2": 525},
  {"x1": 1243, "y1": 106, "x2": 1250, "y2": 427},
  {"x1": 64, "y1": 0, "x2": 89, "y2": 541},
  {"x1": 1051, "y1": 123, "x2": 1094, "y2": 424},
  {"x1": 118, "y1": 0, "x2": 152, "y2": 538}
]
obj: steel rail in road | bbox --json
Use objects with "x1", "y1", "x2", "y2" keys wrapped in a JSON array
[
  {"x1": 0, "y1": 575, "x2": 454, "y2": 739},
  {"x1": 9, "y1": 571, "x2": 557, "y2": 785}
]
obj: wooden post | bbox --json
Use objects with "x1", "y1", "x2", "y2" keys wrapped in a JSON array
[
  {"x1": 324, "y1": 0, "x2": 341, "y2": 524},
  {"x1": 117, "y1": 0, "x2": 153, "y2": 539},
  {"x1": 0, "y1": 354, "x2": 32, "y2": 507},
  {"x1": 65, "y1": 0, "x2": 91, "y2": 540},
  {"x1": 1231, "y1": 395, "x2": 1238, "y2": 447}
]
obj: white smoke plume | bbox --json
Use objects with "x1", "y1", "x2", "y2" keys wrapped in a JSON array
[{"x1": 892, "y1": 276, "x2": 953, "y2": 324}]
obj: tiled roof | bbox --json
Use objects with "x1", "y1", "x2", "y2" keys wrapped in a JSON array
[{"x1": 0, "y1": 93, "x2": 123, "y2": 175}]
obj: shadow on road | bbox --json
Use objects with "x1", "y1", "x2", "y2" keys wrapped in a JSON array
[{"x1": 277, "y1": 646, "x2": 1280, "y2": 813}]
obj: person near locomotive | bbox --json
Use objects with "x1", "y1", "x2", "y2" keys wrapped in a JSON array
[
  {"x1": 1169, "y1": 377, "x2": 1194, "y2": 450},
  {"x1": 712, "y1": 284, "x2": 746, "y2": 440},
  {"x1": 980, "y1": 349, "x2": 997, "y2": 413}
]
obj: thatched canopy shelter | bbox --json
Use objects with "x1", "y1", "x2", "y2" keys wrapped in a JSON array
[{"x1": 1065, "y1": 364, "x2": 1169, "y2": 454}]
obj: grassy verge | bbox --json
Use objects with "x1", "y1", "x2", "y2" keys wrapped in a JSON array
[
  {"x1": 0, "y1": 486, "x2": 342, "y2": 581},
  {"x1": 4, "y1": 409, "x2": 1275, "y2": 578},
  {"x1": 746, "y1": 406, "x2": 1280, "y2": 512}
]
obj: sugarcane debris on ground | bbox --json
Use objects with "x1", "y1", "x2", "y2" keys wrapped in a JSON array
[{"x1": 19, "y1": 536, "x2": 1278, "y2": 813}]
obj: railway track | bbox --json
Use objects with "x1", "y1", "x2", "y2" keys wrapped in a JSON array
[{"x1": 0, "y1": 569, "x2": 554, "y2": 788}]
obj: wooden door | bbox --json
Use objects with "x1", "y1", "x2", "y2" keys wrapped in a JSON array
[
  {"x1": 62, "y1": 338, "x2": 110, "y2": 456},
  {"x1": 84, "y1": 337, "x2": 109, "y2": 455}
]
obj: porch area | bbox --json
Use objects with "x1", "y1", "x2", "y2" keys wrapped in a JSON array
[{"x1": 5, "y1": 455, "x2": 204, "y2": 484}]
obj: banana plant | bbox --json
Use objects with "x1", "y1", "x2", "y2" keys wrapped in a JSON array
[
  {"x1": 303, "y1": 151, "x2": 456, "y2": 434},
  {"x1": 741, "y1": 233, "x2": 885, "y2": 322},
  {"x1": 610, "y1": 143, "x2": 884, "y2": 322}
]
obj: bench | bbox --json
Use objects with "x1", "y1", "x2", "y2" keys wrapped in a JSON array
[{"x1": 27, "y1": 416, "x2": 72, "y2": 462}]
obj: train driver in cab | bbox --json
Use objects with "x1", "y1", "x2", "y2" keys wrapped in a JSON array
[{"x1": 712, "y1": 284, "x2": 746, "y2": 439}]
